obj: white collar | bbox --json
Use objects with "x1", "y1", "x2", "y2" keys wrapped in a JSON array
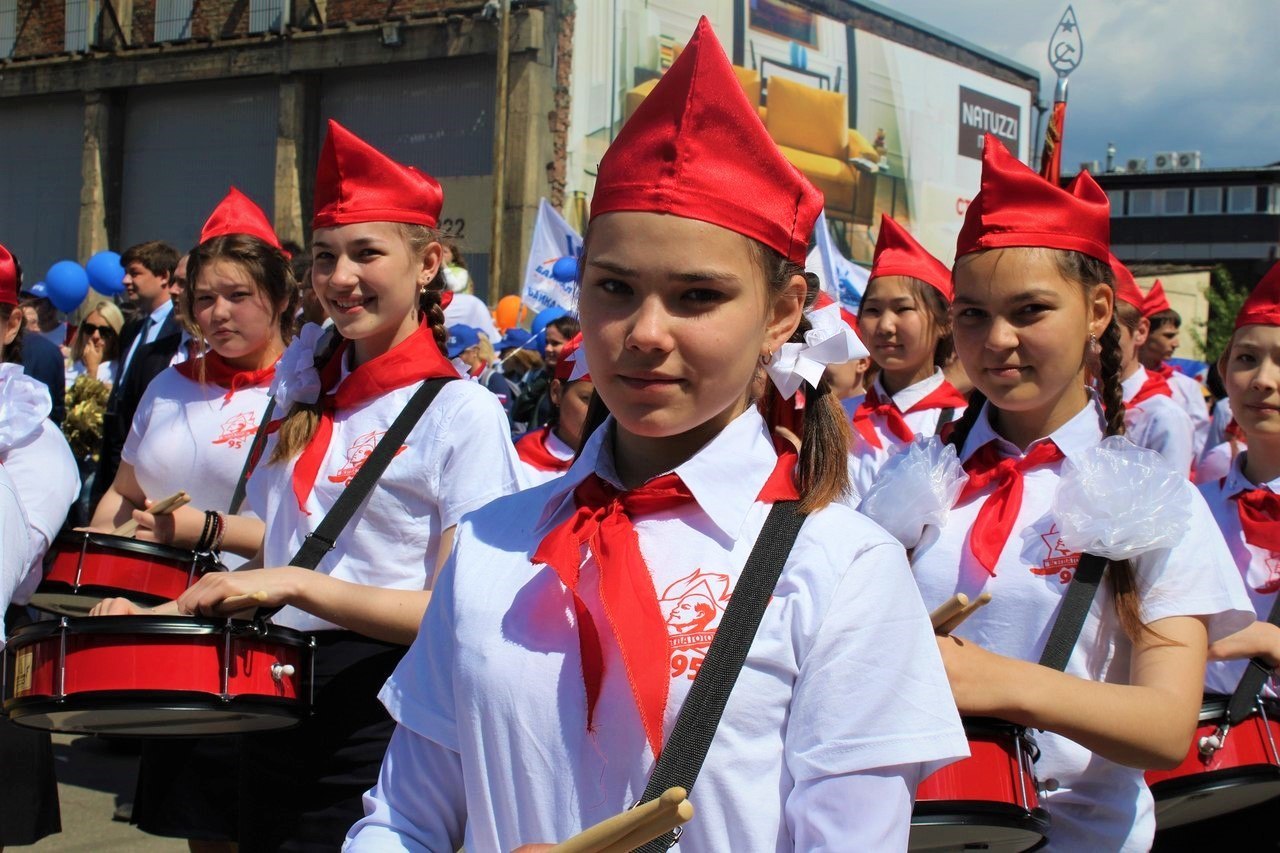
[
  {"x1": 544, "y1": 429, "x2": 576, "y2": 461},
  {"x1": 147, "y1": 300, "x2": 174, "y2": 325},
  {"x1": 1225, "y1": 451, "x2": 1280, "y2": 495},
  {"x1": 874, "y1": 368, "x2": 946, "y2": 411},
  {"x1": 1120, "y1": 366, "x2": 1153, "y2": 403},
  {"x1": 960, "y1": 393, "x2": 1105, "y2": 468},
  {"x1": 535, "y1": 407, "x2": 782, "y2": 543}
]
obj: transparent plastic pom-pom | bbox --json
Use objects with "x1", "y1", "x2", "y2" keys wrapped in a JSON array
[
  {"x1": 1052, "y1": 435, "x2": 1192, "y2": 559},
  {"x1": 859, "y1": 437, "x2": 968, "y2": 550}
]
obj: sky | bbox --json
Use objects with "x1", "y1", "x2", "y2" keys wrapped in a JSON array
[{"x1": 883, "y1": 0, "x2": 1279, "y2": 170}]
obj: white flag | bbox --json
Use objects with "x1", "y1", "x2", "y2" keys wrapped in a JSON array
[
  {"x1": 522, "y1": 198, "x2": 583, "y2": 314},
  {"x1": 805, "y1": 211, "x2": 869, "y2": 318}
]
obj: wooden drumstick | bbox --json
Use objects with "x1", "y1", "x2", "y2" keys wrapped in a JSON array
[
  {"x1": 549, "y1": 788, "x2": 694, "y2": 853},
  {"x1": 219, "y1": 590, "x2": 270, "y2": 610},
  {"x1": 929, "y1": 593, "x2": 969, "y2": 632},
  {"x1": 937, "y1": 592, "x2": 993, "y2": 635},
  {"x1": 111, "y1": 491, "x2": 191, "y2": 537}
]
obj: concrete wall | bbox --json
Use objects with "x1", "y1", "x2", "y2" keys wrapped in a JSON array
[{"x1": 1135, "y1": 269, "x2": 1211, "y2": 361}]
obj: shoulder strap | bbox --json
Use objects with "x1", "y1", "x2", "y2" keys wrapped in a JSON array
[
  {"x1": 255, "y1": 376, "x2": 454, "y2": 622},
  {"x1": 937, "y1": 406, "x2": 957, "y2": 428},
  {"x1": 1226, "y1": 592, "x2": 1280, "y2": 726},
  {"x1": 228, "y1": 397, "x2": 276, "y2": 515},
  {"x1": 634, "y1": 500, "x2": 804, "y2": 852},
  {"x1": 1037, "y1": 552, "x2": 1108, "y2": 671}
]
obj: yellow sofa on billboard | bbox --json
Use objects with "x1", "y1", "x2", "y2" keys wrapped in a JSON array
[{"x1": 624, "y1": 67, "x2": 879, "y2": 226}]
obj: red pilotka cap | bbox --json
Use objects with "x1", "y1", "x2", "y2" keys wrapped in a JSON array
[
  {"x1": 201, "y1": 187, "x2": 284, "y2": 250},
  {"x1": 312, "y1": 120, "x2": 443, "y2": 229},
  {"x1": 870, "y1": 214, "x2": 953, "y2": 300},
  {"x1": 1141, "y1": 279, "x2": 1172, "y2": 318},
  {"x1": 590, "y1": 17, "x2": 823, "y2": 265},
  {"x1": 1108, "y1": 254, "x2": 1146, "y2": 309},
  {"x1": 0, "y1": 245, "x2": 17, "y2": 307},
  {"x1": 956, "y1": 135, "x2": 1110, "y2": 264},
  {"x1": 1235, "y1": 262, "x2": 1280, "y2": 329}
]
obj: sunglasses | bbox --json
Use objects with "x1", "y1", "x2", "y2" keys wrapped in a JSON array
[{"x1": 81, "y1": 323, "x2": 116, "y2": 337}]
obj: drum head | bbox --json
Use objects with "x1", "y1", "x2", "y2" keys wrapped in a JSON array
[
  {"x1": 6, "y1": 692, "x2": 304, "y2": 736},
  {"x1": 1152, "y1": 767, "x2": 1280, "y2": 828},
  {"x1": 28, "y1": 585, "x2": 171, "y2": 617},
  {"x1": 911, "y1": 803, "x2": 1049, "y2": 853}
]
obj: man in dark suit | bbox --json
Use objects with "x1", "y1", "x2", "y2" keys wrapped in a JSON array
[{"x1": 92, "y1": 241, "x2": 183, "y2": 506}]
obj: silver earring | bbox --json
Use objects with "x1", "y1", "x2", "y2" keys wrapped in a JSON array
[
  {"x1": 1088, "y1": 333, "x2": 1101, "y2": 358},
  {"x1": 760, "y1": 348, "x2": 773, "y2": 366}
]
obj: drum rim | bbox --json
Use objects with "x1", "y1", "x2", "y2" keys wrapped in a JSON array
[
  {"x1": 53, "y1": 530, "x2": 218, "y2": 565},
  {"x1": 4, "y1": 690, "x2": 305, "y2": 735},
  {"x1": 1150, "y1": 764, "x2": 1280, "y2": 801},
  {"x1": 911, "y1": 800, "x2": 1051, "y2": 834},
  {"x1": 960, "y1": 716, "x2": 1030, "y2": 737},
  {"x1": 1199, "y1": 693, "x2": 1280, "y2": 720},
  {"x1": 29, "y1": 582, "x2": 171, "y2": 613},
  {"x1": 6, "y1": 615, "x2": 313, "y2": 646}
]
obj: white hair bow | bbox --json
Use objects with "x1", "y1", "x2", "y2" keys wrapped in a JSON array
[{"x1": 764, "y1": 299, "x2": 868, "y2": 399}]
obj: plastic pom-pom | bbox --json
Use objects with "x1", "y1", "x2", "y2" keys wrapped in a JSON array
[
  {"x1": 1052, "y1": 435, "x2": 1192, "y2": 559},
  {"x1": 859, "y1": 436, "x2": 968, "y2": 549},
  {"x1": 0, "y1": 363, "x2": 53, "y2": 453},
  {"x1": 269, "y1": 323, "x2": 326, "y2": 411}
]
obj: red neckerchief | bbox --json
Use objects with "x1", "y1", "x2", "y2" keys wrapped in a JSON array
[
  {"x1": 958, "y1": 440, "x2": 1065, "y2": 575},
  {"x1": 1126, "y1": 370, "x2": 1174, "y2": 410},
  {"x1": 286, "y1": 320, "x2": 455, "y2": 513},
  {"x1": 1226, "y1": 419, "x2": 1246, "y2": 443},
  {"x1": 516, "y1": 427, "x2": 574, "y2": 473},
  {"x1": 852, "y1": 381, "x2": 968, "y2": 449},
  {"x1": 467, "y1": 361, "x2": 486, "y2": 379},
  {"x1": 1156, "y1": 363, "x2": 1176, "y2": 380},
  {"x1": 176, "y1": 350, "x2": 278, "y2": 403},
  {"x1": 532, "y1": 447, "x2": 799, "y2": 759},
  {"x1": 1231, "y1": 488, "x2": 1280, "y2": 592}
]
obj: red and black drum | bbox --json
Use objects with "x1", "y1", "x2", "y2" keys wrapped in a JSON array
[
  {"x1": 911, "y1": 717, "x2": 1050, "y2": 852},
  {"x1": 1147, "y1": 694, "x2": 1280, "y2": 828},
  {"x1": 3, "y1": 616, "x2": 313, "y2": 736},
  {"x1": 32, "y1": 531, "x2": 223, "y2": 615}
]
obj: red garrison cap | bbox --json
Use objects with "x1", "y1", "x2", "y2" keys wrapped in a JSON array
[
  {"x1": 1235, "y1": 263, "x2": 1280, "y2": 329},
  {"x1": 956, "y1": 134, "x2": 1110, "y2": 264},
  {"x1": 554, "y1": 333, "x2": 588, "y2": 383},
  {"x1": 870, "y1": 215, "x2": 953, "y2": 300},
  {"x1": 312, "y1": 120, "x2": 443, "y2": 229},
  {"x1": 1108, "y1": 254, "x2": 1145, "y2": 309},
  {"x1": 0, "y1": 244, "x2": 16, "y2": 307},
  {"x1": 1141, "y1": 279, "x2": 1172, "y2": 318},
  {"x1": 201, "y1": 187, "x2": 283, "y2": 250},
  {"x1": 590, "y1": 17, "x2": 823, "y2": 264}
]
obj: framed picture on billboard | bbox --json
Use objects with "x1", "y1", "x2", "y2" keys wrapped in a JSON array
[{"x1": 749, "y1": 0, "x2": 818, "y2": 48}]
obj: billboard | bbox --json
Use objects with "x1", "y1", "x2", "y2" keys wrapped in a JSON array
[{"x1": 564, "y1": 0, "x2": 1036, "y2": 265}]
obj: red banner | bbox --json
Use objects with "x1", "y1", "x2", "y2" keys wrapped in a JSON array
[{"x1": 1038, "y1": 100, "x2": 1066, "y2": 185}]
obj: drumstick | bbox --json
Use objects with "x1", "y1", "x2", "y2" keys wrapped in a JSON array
[
  {"x1": 929, "y1": 593, "x2": 969, "y2": 632},
  {"x1": 111, "y1": 491, "x2": 191, "y2": 537},
  {"x1": 219, "y1": 590, "x2": 270, "y2": 610},
  {"x1": 936, "y1": 592, "x2": 993, "y2": 635},
  {"x1": 548, "y1": 788, "x2": 694, "y2": 853}
]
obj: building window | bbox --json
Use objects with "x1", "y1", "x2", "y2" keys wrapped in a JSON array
[
  {"x1": 1106, "y1": 190, "x2": 1125, "y2": 216},
  {"x1": 1162, "y1": 188, "x2": 1189, "y2": 216},
  {"x1": 0, "y1": 0, "x2": 16, "y2": 58},
  {"x1": 64, "y1": 0, "x2": 94, "y2": 51},
  {"x1": 154, "y1": 0, "x2": 193, "y2": 41},
  {"x1": 1228, "y1": 186, "x2": 1257, "y2": 214},
  {"x1": 1128, "y1": 189, "x2": 1156, "y2": 216},
  {"x1": 1194, "y1": 186, "x2": 1222, "y2": 215},
  {"x1": 248, "y1": 0, "x2": 288, "y2": 33}
]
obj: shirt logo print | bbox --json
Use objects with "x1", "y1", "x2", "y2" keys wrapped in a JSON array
[
  {"x1": 211, "y1": 412, "x2": 258, "y2": 449},
  {"x1": 327, "y1": 430, "x2": 407, "y2": 486},
  {"x1": 661, "y1": 569, "x2": 731, "y2": 682},
  {"x1": 1258, "y1": 554, "x2": 1280, "y2": 595},
  {"x1": 1030, "y1": 523, "x2": 1080, "y2": 584}
]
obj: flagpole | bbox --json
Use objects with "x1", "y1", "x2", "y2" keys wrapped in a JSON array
[{"x1": 1039, "y1": 5, "x2": 1083, "y2": 185}]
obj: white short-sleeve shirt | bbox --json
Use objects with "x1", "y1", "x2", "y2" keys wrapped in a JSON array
[
  {"x1": 361, "y1": 408, "x2": 969, "y2": 852},
  {"x1": 515, "y1": 426, "x2": 575, "y2": 488},
  {"x1": 843, "y1": 369, "x2": 963, "y2": 501},
  {"x1": 1195, "y1": 441, "x2": 1236, "y2": 486},
  {"x1": 0, "y1": 465, "x2": 31, "y2": 646},
  {"x1": 909, "y1": 399, "x2": 1253, "y2": 852},
  {"x1": 1200, "y1": 454, "x2": 1280, "y2": 696},
  {"x1": 442, "y1": 293, "x2": 500, "y2": 343},
  {"x1": 1205, "y1": 397, "x2": 1234, "y2": 453},
  {"x1": 65, "y1": 358, "x2": 117, "y2": 389},
  {"x1": 1167, "y1": 368, "x2": 1210, "y2": 457},
  {"x1": 247, "y1": 374, "x2": 523, "y2": 633},
  {"x1": 1122, "y1": 367, "x2": 1195, "y2": 476}
]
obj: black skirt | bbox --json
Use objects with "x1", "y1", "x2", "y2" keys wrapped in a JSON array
[
  {"x1": 132, "y1": 735, "x2": 241, "y2": 841},
  {"x1": 0, "y1": 606, "x2": 60, "y2": 845},
  {"x1": 237, "y1": 631, "x2": 406, "y2": 853}
]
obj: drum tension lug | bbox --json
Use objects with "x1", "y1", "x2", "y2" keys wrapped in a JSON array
[
  {"x1": 1199, "y1": 724, "x2": 1229, "y2": 757},
  {"x1": 271, "y1": 662, "x2": 296, "y2": 681}
]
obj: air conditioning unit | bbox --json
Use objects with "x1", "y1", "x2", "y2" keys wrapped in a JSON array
[
  {"x1": 1153, "y1": 151, "x2": 1178, "y2": 171},
  {"x1": 1126, "y1": 158, "x2": 1148, "y2": 172},
  {"x1": 1078, "y1": 161, "x2": 1100, "y2": 175},
  {"x1": 1177, "y1": 151, "x2": 1202, "y2": 170}
]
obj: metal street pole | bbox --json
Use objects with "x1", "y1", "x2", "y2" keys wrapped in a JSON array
[
  {"x1": 1038, "y1": 5, "x2": 1083, "y2": 183},
  {"x1": 489, "y1": 0, "x2": 511, "y2": 302}
]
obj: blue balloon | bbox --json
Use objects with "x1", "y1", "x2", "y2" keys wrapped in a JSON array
[
  {"x1": 85, "y1": 250, "x2": 126, "y2": 295},
  {"x1": 530, "y1": 306, "x2": 569, "y2": 336},
  {"x1": 550, "y1": 256, "x2": 579, "y2": 284},
  {"x1": 44, "y1": 261, "x2": 90, "y2": 313}
]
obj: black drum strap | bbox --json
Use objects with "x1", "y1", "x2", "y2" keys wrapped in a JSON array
[
  {"x1": 1037, "y1": 552, "x2": 1108, "y2": 672},
  {"x1": 254, "y1": 377, "x2": 453, "y2": 623},
  {"x1": 1225, "y1": 591, "x2": 1280, "y2": 726},
  {"x1": 633, "y1": 500, "x2": 804, "y2": 852},
  {"x1": 228, "y1": 397, "x2": 276, "y2": 516}
]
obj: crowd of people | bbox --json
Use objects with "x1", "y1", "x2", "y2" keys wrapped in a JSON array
[{"x1": 0, "y1": 16, "x2": 1278, "y2": 852}]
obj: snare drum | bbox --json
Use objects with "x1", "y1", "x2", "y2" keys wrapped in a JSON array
[
  {"x1": 32, "y1": 531, "x2": 223, "y2": 615},
  {"x1": 911, "y1": 717, "x2": 1050, "y2": 853},
  {"x1": 1146, "y1": 694, "x2": 1280, "y2": 829},
  {"x1": 3, "y1": 616, "x2": 313, "y2": 736}
]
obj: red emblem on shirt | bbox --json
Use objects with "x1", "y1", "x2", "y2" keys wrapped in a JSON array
[
  {"x1": 661, "y1": 569, "x2": 732, "y2": 682},
  {"x1": 1030, "y1": 523, "x2": 1080, "y2": 584},
  {"x1": 326, "y1": 430, "x2": 407, "y2": 486},
  {"x1": 1258, "y1": 554, "x2": 1280, "y2": 595},
  {"x1": 211, "y1": 412, "x2": 258, "y2": 449}
]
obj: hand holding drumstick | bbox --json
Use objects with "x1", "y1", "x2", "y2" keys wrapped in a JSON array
[
  {"x1": 111, "y1": 491, "x2": 190, "y2": 537},
  {"x1": 511, "y1": 788, "x2": 693, "y2": 853},
  {"x1": 930, "y1": 592, "x2": 993, "y2": 636}
]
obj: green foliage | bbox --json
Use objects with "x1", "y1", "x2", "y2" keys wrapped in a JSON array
[{"x1": 1194, "y1": 266, "x2": 1250, "y2": 363}]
